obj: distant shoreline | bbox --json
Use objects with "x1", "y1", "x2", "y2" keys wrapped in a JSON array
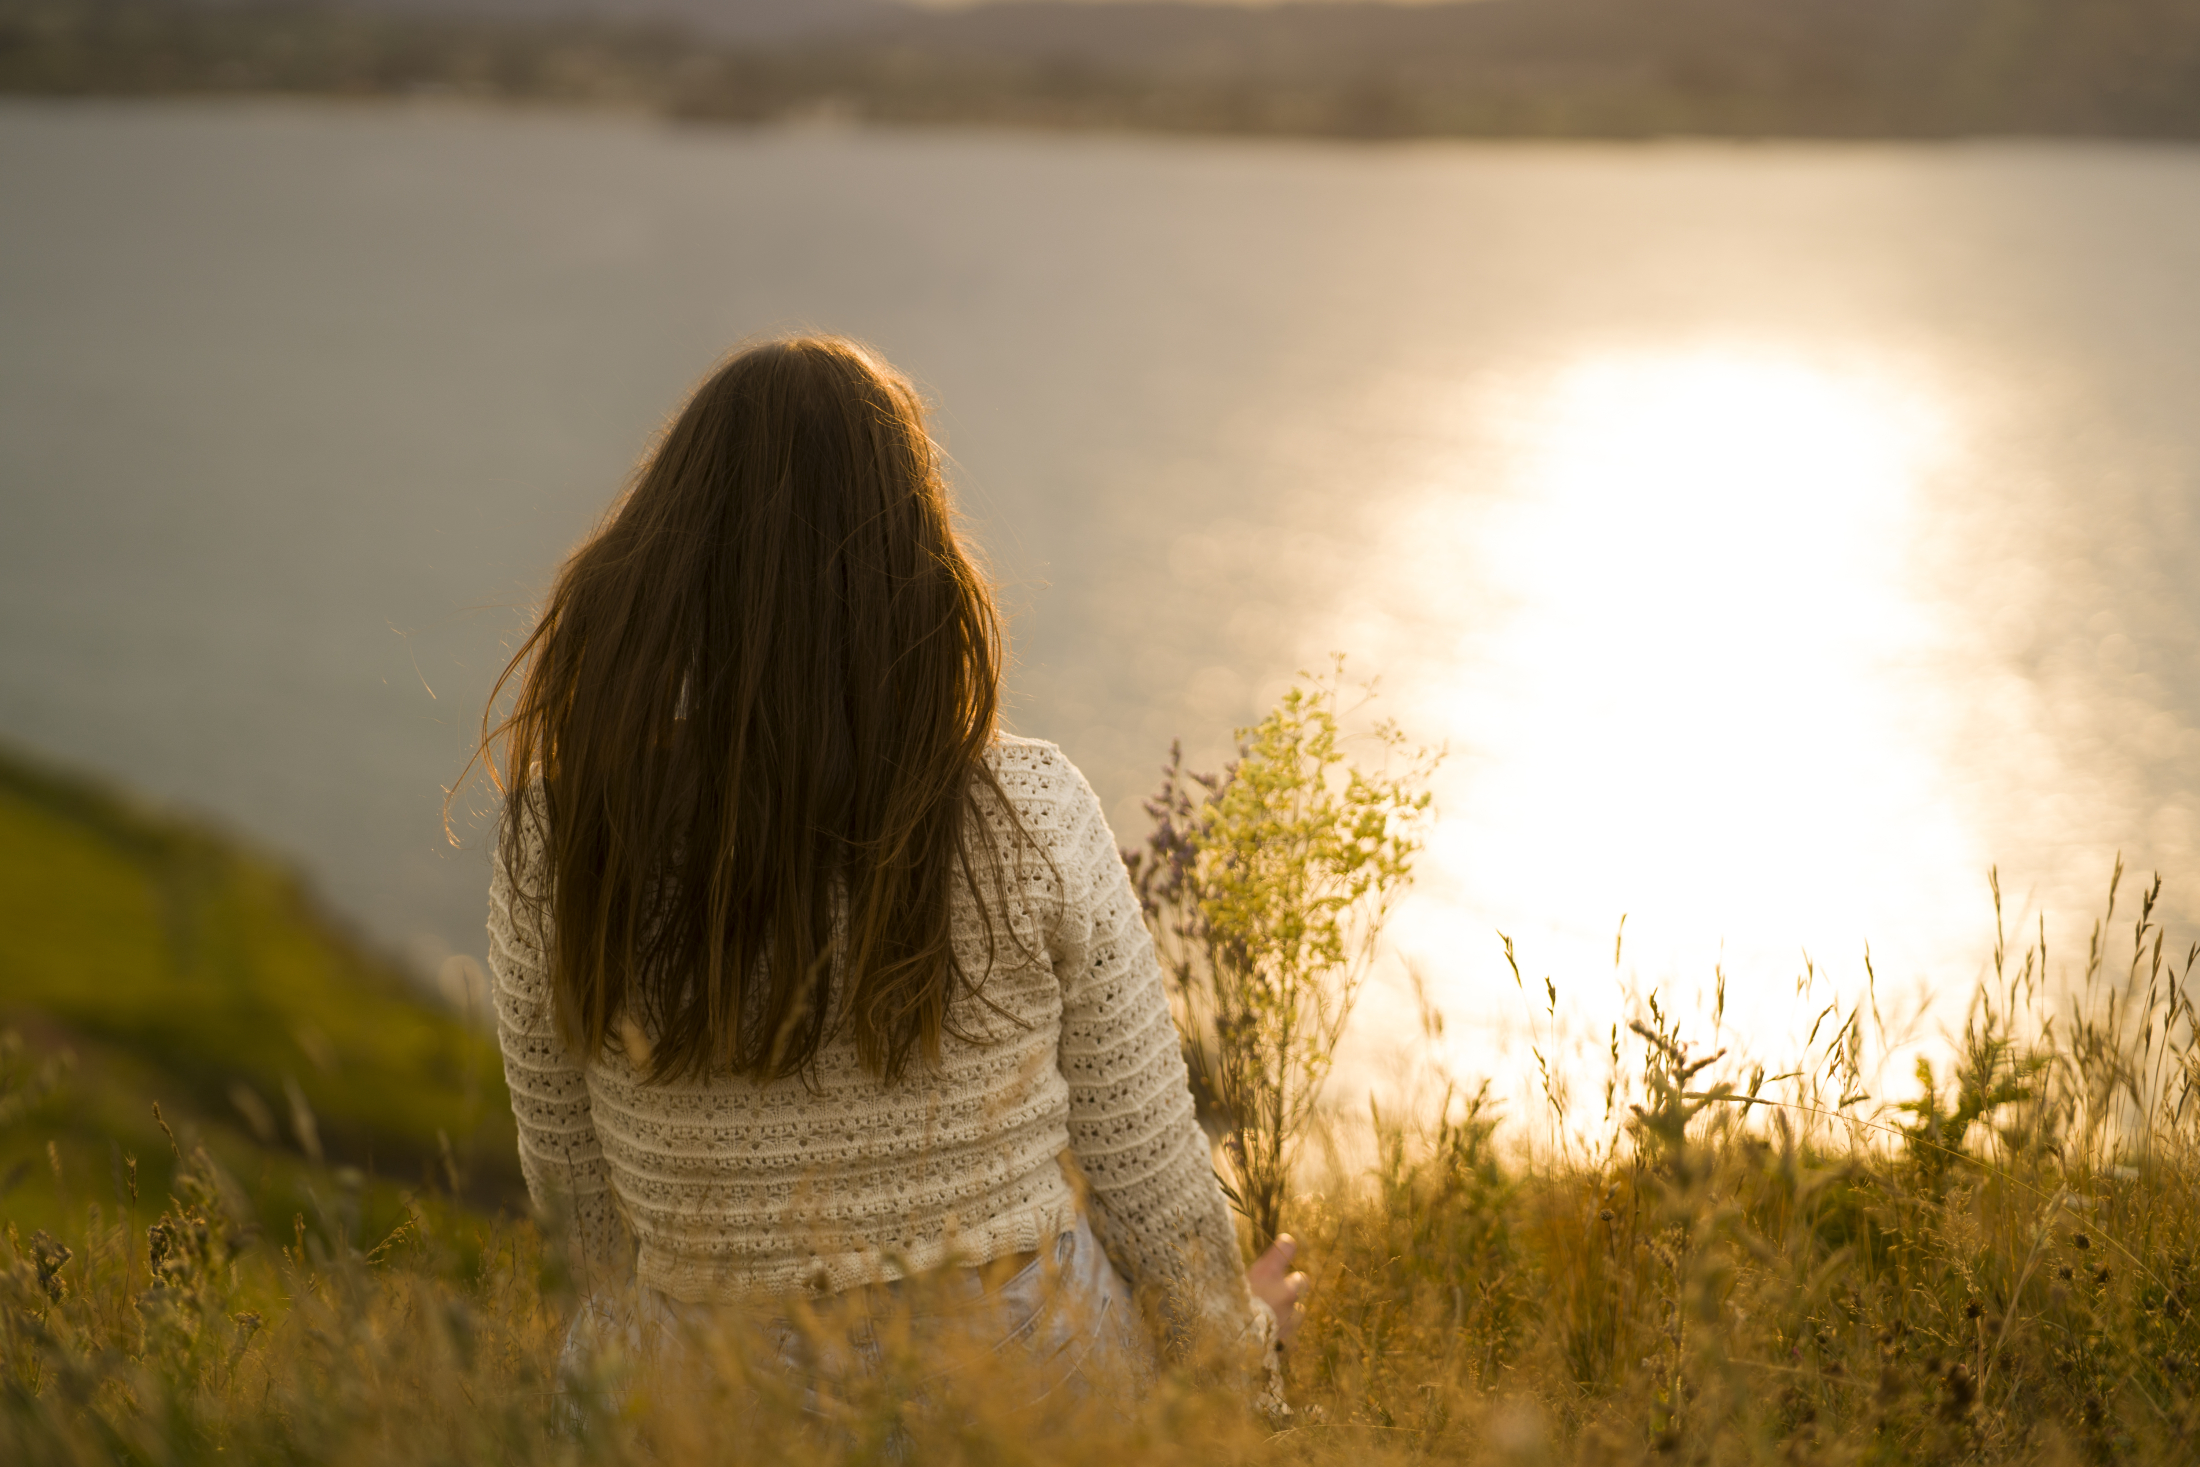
[
  {"x1": 15, "y1": 91, "x2": 2200, "y2": 157},
  {"x1": 6, "y1": 0, "x2": 2200, "y2": 144}
]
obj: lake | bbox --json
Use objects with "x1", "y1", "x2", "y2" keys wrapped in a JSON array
[{"x1": 4, "y1": 99, "x2": 2199, "y2": 1103}]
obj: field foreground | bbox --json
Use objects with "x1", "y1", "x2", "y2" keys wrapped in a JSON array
[
  {"x1": 7, "y1": 877, "x2": 2200, "y2": 1465},
  {"x1": 4, "y1": 743, "x2": 2199, "y2": 1462}
]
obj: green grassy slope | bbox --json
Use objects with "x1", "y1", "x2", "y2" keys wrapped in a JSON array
[{"x1": 0, "y1": 742, "x2": 522, "y2": 1240}]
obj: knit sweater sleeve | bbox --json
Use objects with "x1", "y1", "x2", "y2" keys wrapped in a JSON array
[
  {"x1": 486, "y1": 797, "x2": 633, "y2": 1289},
  {"x1": 1045, "y1": 756, "x2": 1260, "y2": 1359}
]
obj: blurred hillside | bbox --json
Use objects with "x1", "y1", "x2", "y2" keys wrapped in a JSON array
[
  {"x1": 2, "y1": 0, "x2": 2198, "y2": 138},
  {"x1": 0, "y1": 741, "x2": 522, "y2": 1242}
]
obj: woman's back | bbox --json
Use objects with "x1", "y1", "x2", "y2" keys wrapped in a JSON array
[
  {"x1": 491, "y1": 735, "x2": 1245, "y2": 1318},
  {"x1": 475, "y1": 336, "x2": 1289, "y2": 1410}
]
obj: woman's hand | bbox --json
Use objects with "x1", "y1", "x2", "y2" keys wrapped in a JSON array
[{"x1": 1248, "y1": 1234, "x2": 1310, "y2": 1346}]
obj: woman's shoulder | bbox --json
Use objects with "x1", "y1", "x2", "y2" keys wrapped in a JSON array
[
  {"x1": 980, "y1": 733, "x2": 1102, "y2": 826},
  {"x1": 985, "y1": 729, "x2": 1063, "y2": 765},
  {"x1": 983, "y1": 730, "x2": 1077, "y2": 781}
]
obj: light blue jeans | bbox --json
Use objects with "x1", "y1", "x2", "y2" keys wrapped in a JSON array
[{"x1": 560, "y1": 1213, "x2": 1156, "y2": 1431}]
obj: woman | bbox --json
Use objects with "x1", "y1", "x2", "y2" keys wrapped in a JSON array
[{"x1": 479, "y1": 336, "x2": 1304, "y2": 1418}]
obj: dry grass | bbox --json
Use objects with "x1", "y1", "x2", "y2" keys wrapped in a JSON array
[{"x1": 8, "y1": 865, "x2": 2200, "y2": 1464}]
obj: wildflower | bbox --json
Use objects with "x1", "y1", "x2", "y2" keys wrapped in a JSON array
[{"x1": 28, "y1": 1230, "x2": 70, "y2": 1303}]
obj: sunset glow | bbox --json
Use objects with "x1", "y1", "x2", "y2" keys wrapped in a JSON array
[{"x1": 1337, "y1": 347, "x2": 1994, "y2": 1099}]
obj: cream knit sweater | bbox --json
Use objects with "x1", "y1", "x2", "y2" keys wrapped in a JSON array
[{"x1": 488, "y1": 734, "x2": 1256, "y2": 1344}]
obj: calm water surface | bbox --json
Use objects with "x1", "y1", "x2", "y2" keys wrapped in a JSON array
[{"x1": 4, "y1": 100, "x2": 2199, "y2": 1100}]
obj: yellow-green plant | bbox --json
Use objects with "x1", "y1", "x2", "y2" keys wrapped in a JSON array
[{"x1": 1128, "y1": 660, "x2": 1438, "y2": 1247}]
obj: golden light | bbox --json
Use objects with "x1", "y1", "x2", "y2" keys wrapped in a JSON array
[{"x1": 1331, "y1": 344, "x2": 1991, "y2": 1104}]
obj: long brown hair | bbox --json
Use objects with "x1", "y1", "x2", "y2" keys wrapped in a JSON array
[{"x1": 476, "y1": 336, "x2": 1012, "y2": 1084}]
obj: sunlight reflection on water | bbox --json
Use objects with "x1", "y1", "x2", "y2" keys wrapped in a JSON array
[{"x1": 1326, "y1": 343, "x2": 2170, "y2": 1120}]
